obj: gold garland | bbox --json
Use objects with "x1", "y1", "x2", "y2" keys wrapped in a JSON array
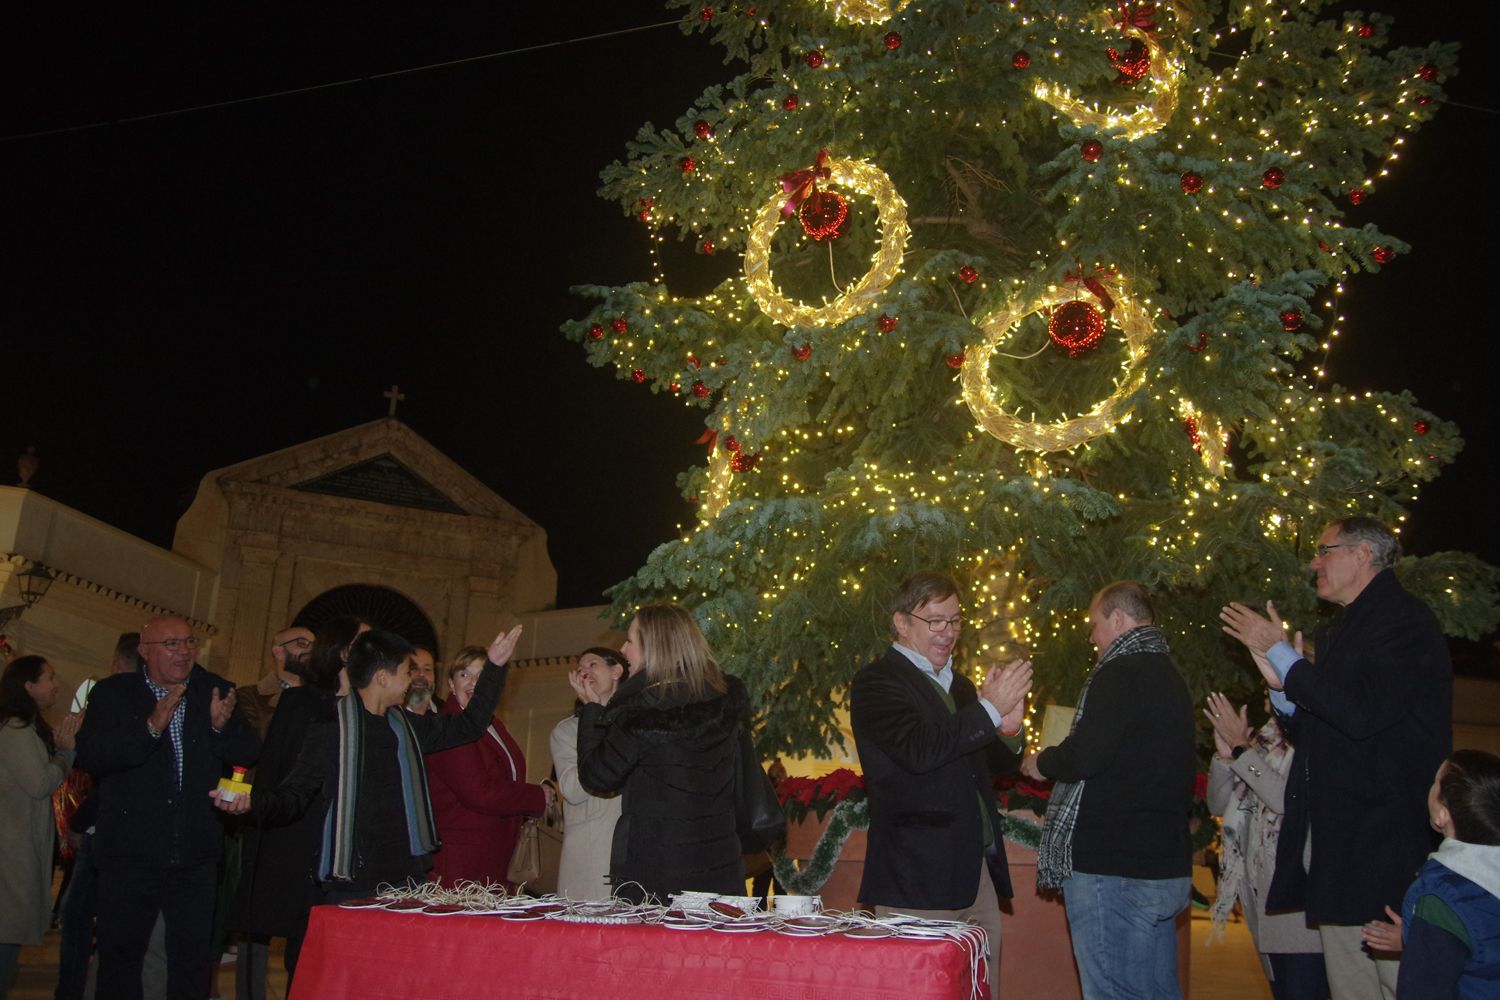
[
  {"x1": 824, "y1": 0, "x2": 910, "y2": 25},
  {"x1": 744, "y1": 157, "x2": 909, "y2": 330},
  {"x1": 1032, "y1": 26, "x2": 1181, "y2": 138},
  {"x1": 961, "y1": 274, "x2": 1157, "y2": 452}
]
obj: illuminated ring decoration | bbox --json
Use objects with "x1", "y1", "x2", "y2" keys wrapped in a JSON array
[
  {"x1": 744, "y1": 157, "x2": 910, "y2": 329},
  {"x1": 825, "y1": 0, "x2": 910, "y2": 25},
  {"x1": 961, "y1": 275, "x2": 1157, "y2": 452},
  {"x1": 1032, "y1": 29, "x2": 1181, "y2": 138}
]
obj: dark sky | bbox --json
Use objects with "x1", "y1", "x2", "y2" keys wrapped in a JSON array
[{"x1": 6, "y1": 4, "x2": 1497, "y2": 609}]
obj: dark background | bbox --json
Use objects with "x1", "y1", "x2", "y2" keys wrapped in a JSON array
[{"x1": 5, "y1": 4, "x2": 1496, "y2": 610}]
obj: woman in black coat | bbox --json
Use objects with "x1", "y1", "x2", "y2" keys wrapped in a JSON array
[{"x1": 573, "y1": 604, "x2": 746, "y2": 903}]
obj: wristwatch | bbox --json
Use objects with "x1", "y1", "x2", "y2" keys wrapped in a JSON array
[{"x1": 1230, "y1": 744, "x2": 1249, "y2": 761}]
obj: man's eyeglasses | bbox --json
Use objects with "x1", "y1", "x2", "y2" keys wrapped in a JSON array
[
  {"x1": 141, "y1": 637, "x2": 200, "y2": 651},
  {"x1": 276, "y1": 637, "x2": 313, "y2": 650},
  {"x1": 1314, "y1": 543, "x2": 1351, "y2": 558},
  {"x1": 906, "y1": 612, "x2": 964, "y2": 632}
]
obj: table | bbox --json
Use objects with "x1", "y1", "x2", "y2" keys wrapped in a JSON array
[{"x1": 291, "y1": 905, "x2": 982, "y2": 1000}]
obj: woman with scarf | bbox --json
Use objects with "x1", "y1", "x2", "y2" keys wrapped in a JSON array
[
  {"x1": 1205, "y1": 692, "x2": 1328, "y2": 1000},
  {"x1": 426, "y1": 646, "x2": 551, "y2": 889},
  {"x1": 1, "y1": 656, "x2": 82, "y2": 996},
  {"x1": 573, "y1": 605, "x2": 747, "y2": 903}
]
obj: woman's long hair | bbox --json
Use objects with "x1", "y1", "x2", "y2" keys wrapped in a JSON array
[
  {"x1": 633, "y1": 604, "x2": 726, "y2": 702},
  {"x1": 306, "y1": 616, "x2": 369, "y2": 692},
  {"x1": 0, "y1": 655, "x2": 55, "y2": 752}
]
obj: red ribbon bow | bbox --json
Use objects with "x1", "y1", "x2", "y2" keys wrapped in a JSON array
[
  {"x1": 696, "y1": 428, "x2": 719, "y2": 453},
  {"x1": 778, "y1": 149, "x2": 831, "y2": 217},
  {"x1": 1064, "y1": 266, "x2": 1118, "y2": 315},
  {"x1": 1114, "y1": 2, "x2": 1158, "y2": 34}
]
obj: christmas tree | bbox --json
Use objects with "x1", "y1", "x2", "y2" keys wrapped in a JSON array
[{"x1": 565, "y1": 0, "x2": 1499, "y2": 757}]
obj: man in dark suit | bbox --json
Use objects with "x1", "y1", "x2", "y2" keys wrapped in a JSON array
[
  {"x1": 75, "y1": 616, "x2": 259, "y2": 1000},
  {"x1": 1222, "y1": 515, "x2": 1452, "y2": 999},
  {"x1": 850, "y1": 572, "x2": 1032, "y2": 998}
]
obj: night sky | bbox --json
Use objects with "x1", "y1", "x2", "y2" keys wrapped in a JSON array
[{"x1": 7, "y1": 4, "x2": 1497, "y2": 611}]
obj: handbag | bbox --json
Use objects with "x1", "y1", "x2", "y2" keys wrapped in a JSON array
[
  {"x1": 733, "y1": 728, "x2": 787, "y2": 853},
  {"x1": 507, "y1": 818, "x2": 543, "y2": 885}
]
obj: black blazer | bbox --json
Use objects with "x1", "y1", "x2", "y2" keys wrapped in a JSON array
[
  {"x1": 850, "y1": 648, "x2": 1018, "y2": 910},
  {"x1": 1269, "y1": 569, "x2": 1452, "y2": 923},
  {"x1": 76, "y1": 664, "x2": 260, "y2": 870}
]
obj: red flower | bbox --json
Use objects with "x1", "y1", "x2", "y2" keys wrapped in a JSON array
[{"x1": 1192, "y1": 771, "x2": 1208, "y2": 801}]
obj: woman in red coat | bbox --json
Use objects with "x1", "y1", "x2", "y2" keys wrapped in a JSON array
[{"x1": 426, "y1": 646, "x2": 552, "y2": 889}]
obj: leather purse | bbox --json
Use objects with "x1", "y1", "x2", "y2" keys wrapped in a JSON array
[
  {"x1": 507, "y1": 817, "x2": 543, "y2": 885},
  {"x1": 733, "y1": 728, "x2": 787, "y2": 853}
]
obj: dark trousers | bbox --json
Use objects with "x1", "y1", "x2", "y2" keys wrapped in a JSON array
[
  {"x1": 54, "y1": 833, "x2": 99, "y2": 1000},
  {"x1": 95, "y1": 862, "x2": 216, "y2": 1000},
  {"x1": 1268, "y1": 951, "x2": 1331, "y2": 1000}
]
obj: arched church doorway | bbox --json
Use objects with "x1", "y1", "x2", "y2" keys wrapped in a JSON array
[{"x1": 292, "y1": 583, "x2": 440, "y2": 657}]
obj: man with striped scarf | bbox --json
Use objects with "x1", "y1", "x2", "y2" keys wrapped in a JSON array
[{"x1": 1021, "y1": 581, "x2": 1196, "y2": 1000}]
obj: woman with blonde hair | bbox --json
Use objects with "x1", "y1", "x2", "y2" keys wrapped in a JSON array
[{"x1": 573, "y1": 604, "x2": 747, "y2": 902}]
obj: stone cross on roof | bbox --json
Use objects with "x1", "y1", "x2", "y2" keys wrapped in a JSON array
[{"x1": 383, "y1": 385, "x2": 406, "y2": 417}]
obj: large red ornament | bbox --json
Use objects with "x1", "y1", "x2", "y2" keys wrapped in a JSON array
[
  {"x1": 945, "y1": 352, "x2": 966, "y2": 369},
  {"x1": 588, "y1": 324, "x2": 604, "y2": 341},
  {"x1": 1414, "y1": 419, "x2": 1431, "y2": 435},
  {"x1": 1012, "y1": 50, "x2": 1031, "y2": 70},
  {"x1": 730, "y1": 451, "x2": 760, "y2": 473},
  {"x1": 1081, "y1": 139, "x2": 1104, "y2": 163},
  {"x1": 723, "y1": 435, "x2": 740, "y2": 452},
  {"x1": 798, "y1": 190, "x2": 849, "y2": 242},
  {"x1": 783, "y1": 93, "x2": 800, "y2": 110},
  {"x1": 884, "y1": 31, "x2": 902, "y2": 51},
  {"x1": 694, "y1": 120, "x2": 713, "y2": 139},
  {"x1": 631, "y1": 369, "x2": 647, "y2": 383},
  {"x1": 1180, "y1": 171, "x2": 1203, "y2": 194},
  {"x1": 692, "y1": 381, "x2": 710, "y2": 398},
  {"x1": 806, "y1": 50, "x2": 824, "y2": 68},
  {"x1": 1372, "y1": 246, "x2": 1396, "y2": 265},
  {"x1": 680, "y1": 156, "x2": 697, "y2": 174},
  {"x1": 958, "y1": 265, "x2": 979, "y2": 284},
  {"x1": 1279, "y1": 309, "x2": 1304, "y2": 332},
  {"x1": 1048, "y1": 300, "x2": 1107, "y2": 357},
  {"x1": 1262, "y1": 166, "x2": 1285, "y2": 189},
  {"x1": 1106, "y1": 39, "x2": 1151, "y2": 86},
  {"x1": 878, "y1": 313, "x2": 900, "y2": 332},
  {"x1": 792, "y1": 344, "x2": 812, "y2": 361},
  {"x1": 611, "y1": 317, "x2": 629, "y2": 334},
  {"x1": 1417, "y1": 63, "x2": 1438, "y2": 82},
  {"x1": 1348, "y1": 188, "x2": 1366, "y2": 205}
]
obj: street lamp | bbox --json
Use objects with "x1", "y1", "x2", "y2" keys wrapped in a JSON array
[{"x1": 0, "y1": 560, "x2": 55, "y2": 631}]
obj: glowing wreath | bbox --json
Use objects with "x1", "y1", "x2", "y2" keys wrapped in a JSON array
[
  {"x1": 744, "y1": 157, "x2": 910, "y2": 329},
  {"x1": 1032, "y1": 27, "x2": 1181, "y2": 138},
  {"x1": 825, "y1": 0, "x2": 910, "y2": 25},
  {"x1": 961, "y1": 274, "x2": 1157, "y2": 452}
]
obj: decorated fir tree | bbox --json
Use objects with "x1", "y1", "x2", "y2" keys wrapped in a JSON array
[{"x1": 565, "y1": 0, "x2": 1498, "y2": 757}]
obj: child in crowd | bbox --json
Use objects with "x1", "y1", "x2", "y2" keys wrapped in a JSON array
[{"x1": 1361, "y1": 749, "x2": 1500, "y2": 999}]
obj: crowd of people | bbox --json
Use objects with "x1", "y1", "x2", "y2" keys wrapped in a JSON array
[{"x1": 1, "y1": 514, "x2": 1497, "y2": 1000}]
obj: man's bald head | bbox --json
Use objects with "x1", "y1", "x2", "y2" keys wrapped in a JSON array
[
  {"x1": 139, "y1": 616, "x2": 198, "y2": 687},
  {"x1": 272, "y1": 625, "x2": 315, "y2": 681}
]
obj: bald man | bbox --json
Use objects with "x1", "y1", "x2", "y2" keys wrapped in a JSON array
[
  {"x1": 75, "y1": 616, "x2": 259, "y2": 1000},
  {"x1": 237, "y1": 625, "x2": 315, "y2": 741}
]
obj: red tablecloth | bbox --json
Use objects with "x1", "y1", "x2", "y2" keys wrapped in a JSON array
[{"x1": 291, "y1": 905, "x2": 981, "y2": 1000}]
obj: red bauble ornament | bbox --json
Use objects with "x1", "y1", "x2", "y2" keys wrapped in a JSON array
[
  {"x1": 1012, "y1": 50, "x2": 1031, "y2": 70},
  {"x1": 1081, "y1": 139, "x2": 1104, "y2": 163},
  {"x1": 958, "y1": 265, "x2": 979, "y2": 284},
  {"x1": 1279, "y1": 309, "x2": 1304, "y2": 332},
  {"x1": 1318, "y1": 239, "x2": 1333, "y2": 253},
  {"x1": 700, "y1": 6, "x2": 714, "y2": 22},
  {"x1": 1417, "y1": 63, "x2": 1438, "y2": 82},
  {"x1": 1106, "y1": 39, "x2": 1151, "y2": 86},
  {"x1": 636, "y1": 197, "x2": 654, "y2": 223},
  {"x1": 611, "y1": 317, "x2": 629, "y2": 334},
  {"x1": 1372, "y1": 245, "x2": 1396, "y2": 265},
  {"x1": 680, "y1": 156, "x2": 697, "y2": 174},
  {"x1": 692, "y1": 381, "x2": 710, "y2": 398},
  {"x1": 1414, "y1": 419, "x2": 1431, "y2": 435},
  {"x1": 798, "y1": 190, "x2": 849, "y2": 242},
  {"x1": 631, "y1": 369, "x2": 647, "y2": 384},
  {"x1": 730, "y1": 451, "x2": 760, "y2": 473},
  {"x1": 806, "y1": 50, "x2": 824, "y2": 68},
  {"x1": 700, "y1": 239, "x2": 716, "y2": 254},
  {"x1": 1348, "y1": 188, "x2": 1366, "y2": 205},
  {"x1": 884, "y1": 31, "x2": 902, "y2": 50},
  {"x1": 1186, "y1": 331, "x2": 1209, "y2": 353},
  {"x1": 1417, "y1": 95, "x2": 1432, "y2": 106},
  {"x1": 669, "y1": 381, "x2": 682, "y2": 393},
  {"x1": 693, "y1": 120, "x2": 714, "y2": 139},
  {"x1": 723, "y1": 434, "x2": 740, "y2": 452},
  {"x1": 945, "y1": 352, "x2": 966, "y2": 369},
  {"x1": 877, "y1": 313, "x2": 900, "y2": 332},
  {"x1": 686, "y1": 354, "x2": 702, "y2": 369},
  {"x1": 1262, "y1": 166, "x2": 1285, "y2": 189},
  {"x1": 792, "y1": 344, "x2": 812, "y2": 361},
  {"x1": 783, "y1": 93, "x2": 800, "y2": 110},
  {"x1": 1180, "y1": 171, "x2": 1204, "y2": 194},
  {"x1": 588, "y1": 324, "x2": 604, "y2": 341},
  {"x1": 1048, "y1": 300, "x2": 1107, "y2": 357},
  {"x1": 1184, "y1": 416, "x2": 1203, "y2": 451},
  {"x1": 637, "y1": 208, "x2": 652, "y2": 222},
  {"x1": 1357, "y1": 23, "x2": 1374, "y2": 38}
]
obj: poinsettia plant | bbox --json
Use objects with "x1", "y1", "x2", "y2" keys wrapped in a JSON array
[{"x1": 774, "y1": 768, "x2": 866, "y2": 823}]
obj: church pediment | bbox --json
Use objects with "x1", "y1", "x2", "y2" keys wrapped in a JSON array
[{"x1": 290, "y1": 453, "x2": 467, "y2": 515}]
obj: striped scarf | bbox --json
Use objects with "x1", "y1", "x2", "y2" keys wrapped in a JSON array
[
  {"x1": 320, "y1": 693, "x2": 439, "y2": 882},
  {"x1": 1036, "y1": 624, "x2": 1172, "y2": 890}
]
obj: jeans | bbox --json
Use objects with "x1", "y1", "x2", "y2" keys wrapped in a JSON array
[
  {"x1": 55, "y1": 833, "x2": 99, "y2": 1000},
  {"x1": 1062, "y1": 872, "x2": 1190, "y2": 1000}
]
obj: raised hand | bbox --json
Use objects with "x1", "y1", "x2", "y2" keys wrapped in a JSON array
[
  {"x1": 54, "y1": 711, "x2": 83, "y2": 750},
  {"x1": 567, "y1": 668, "x2": 601, "y2": 705},
  {"x1": 147, "y1": 685, "x2": 186, "y2": 734},
  {"x1": 981, "y1": 658, "x2": 1033, "y2": 721},
  {"x1": 1220, "y1": 601, "x2": 1290, "y2": 689},
  {"x1": 210, "y1": 686, "x2": 236, "y2": 731},
  {"x1": 1203, "y1": 693, "x2": 1252, "y2": 758},
  {"x1": 487, "y1": 624, "x2": 524, "y2": 666}
]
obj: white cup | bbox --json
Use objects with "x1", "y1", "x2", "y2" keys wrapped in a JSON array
[
  {"x1": 772, "y1": 895, "x2": 822, "y2": 916},
  {"x1": 717, "y1": 895, "x2": 761, "y2": 913},
  {"x1": 671, "y1": 891, "x2": 715, "y2": 911}
]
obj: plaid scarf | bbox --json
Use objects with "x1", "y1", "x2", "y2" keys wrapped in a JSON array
[
  {"x1": 1036, "y1": 624, "x2": 1171, "y2": 890},
  {"x1": 320, "y1": 693, "x2": 439, "y2": 882}
]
